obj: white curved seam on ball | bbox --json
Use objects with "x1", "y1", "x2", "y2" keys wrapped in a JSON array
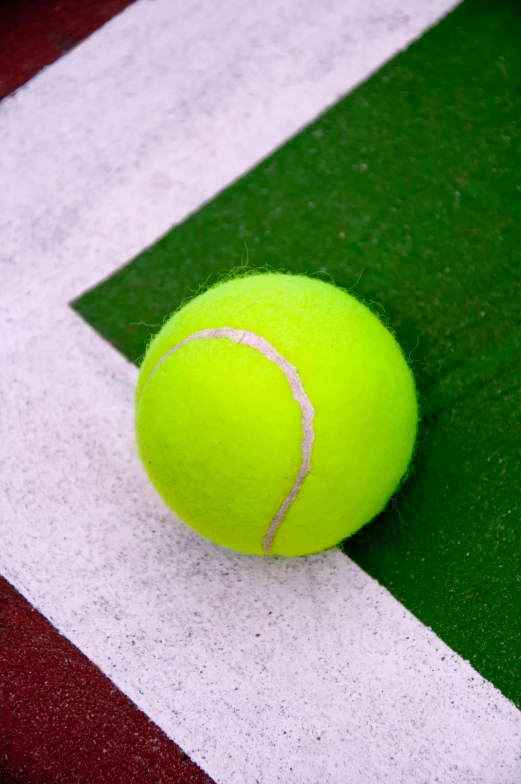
[{"x1": 144, "y1": 327, "x2": 315, "y2": 553}]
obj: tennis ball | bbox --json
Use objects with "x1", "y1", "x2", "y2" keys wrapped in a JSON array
[{"x1": 135, "y1": 273, "x2": 417, "y2": 557}]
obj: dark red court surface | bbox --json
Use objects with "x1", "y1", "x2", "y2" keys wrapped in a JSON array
[
  {"x1": 0, "y1": 0, "x2": 136, "y2": 100},
  {"x1": 0, "y1": 577, "x2": 214, "y2": 784}
]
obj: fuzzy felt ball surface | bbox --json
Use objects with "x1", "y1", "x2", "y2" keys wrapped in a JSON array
[{"x1": 135, "y1": 273, "x2": 418, "y2": 556}]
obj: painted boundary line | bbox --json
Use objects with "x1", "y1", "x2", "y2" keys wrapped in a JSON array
[
  {"x1": 2, "y1": 0, "x2": 520, "y2": 782},
  {"x1": 0, "y1": 0, "x2": 135, "y2": 100},
  {"x1": 0, "y1": 576, "x2": 214, "y2": 784}
]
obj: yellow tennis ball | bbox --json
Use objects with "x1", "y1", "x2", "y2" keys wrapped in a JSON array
[{"x1": 135, "y1": 273, "x2": 417, "y2": 556}]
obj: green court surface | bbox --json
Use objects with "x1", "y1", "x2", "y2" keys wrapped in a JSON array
[{"x1": 74, "y1": 0, "x2": 521, "y2": 707}]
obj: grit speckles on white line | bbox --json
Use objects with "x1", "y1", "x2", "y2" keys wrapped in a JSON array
[
  {"x1": 1, "y1": 0, "x2": 460, "y2": 303},
  {"x1": 2, "y1": 0, "x2": 520, "y2": 781},
  {"x1": 1, "y1": 302, "x2": 520, "y2": 784}
]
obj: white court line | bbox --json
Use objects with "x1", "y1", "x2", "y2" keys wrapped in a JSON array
[{"x1": 1, "y1": 0, "x2": 520, "y2": 782}]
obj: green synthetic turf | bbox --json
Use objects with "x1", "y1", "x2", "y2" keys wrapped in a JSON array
[{"x1": 74, "y1": 0, "x2": 521, "y2": 707}]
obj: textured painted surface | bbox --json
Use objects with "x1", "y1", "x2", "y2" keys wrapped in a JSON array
[
  {"x1": 0, "y1": 0, "x2": 135, "y2": 100},
  {"x1": 75, "y1": 0, "x2": 521, "y2": 708},
  {"x1": 0, "y1": 577, "x2": 213, "y2": 784},
  {"x1": 2, "y1": 0, "x2": 521, "y2": 782}
]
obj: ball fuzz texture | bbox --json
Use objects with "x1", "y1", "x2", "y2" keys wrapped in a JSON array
[{"x1": 135, "y1": 273, "x2": 417, "y2": 556}]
